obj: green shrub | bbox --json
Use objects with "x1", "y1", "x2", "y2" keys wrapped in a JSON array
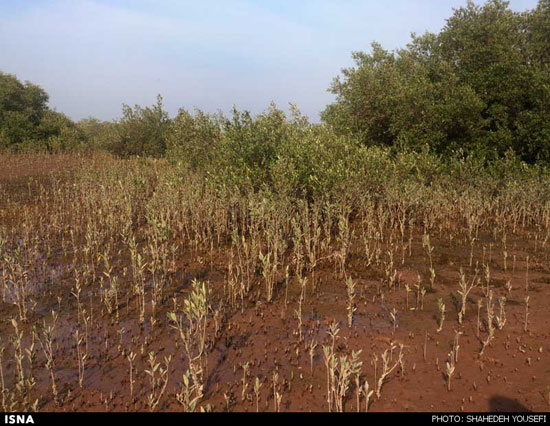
[
  {"x1": 111, "y1": 95, "x2": 171, "y2": 157},
  {"x1": 166, "y1": 108, "x2": 223, "y2": 171},
  {"x1": 323, "y1": 0, "x2": 550, "y2": 163}
]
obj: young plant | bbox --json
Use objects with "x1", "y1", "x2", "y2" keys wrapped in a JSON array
[
  {"x1": 253, "y1": 377, "x2": 262, "y2": 412},
  {"x1": 390, "y1": 308, "x2": 398, "y2": 335},
  {"x1": 423, "y1": 234, "x2": 436, "y2": 288},
  {"x1": 127, "y1": 352, "x2": 136, "y2": 401},
  {"x1": 74, "y1": 329, "x2": 87, "y2": 389},
  {"x1": 457, "y1": 267, "x2": 477, "y2": 324},
  {"x1": 36, "y1": 311, "x2": 59, "y2": 405},
  {"x1": 309, "y1": 338, "x2": 317, "y2": 375},
  {"x1": 346, "y1": 277, "x2": 357, "y2": 328},
  {"x1": 476, "y1": 299, "x2": 483, "y2": 337},
  {"x1": 295, "y1": 275, "x2": 306, "y2": 342},
  {"x1": 145, "y1": 351, "x2": 171, "y2": 412},
  {"x1": 176, "y1": 369, "x2": 204, "y2": 413},
  {"x1": 437, "y1": 298, "x2": 446, "y2": 333},
  {"x1": 445, "y1": 350, "x2": 456, "y2": 392},
  {"x1": 363, "y1": 381, "x2": 374, "y2": 412},
  {"x1": 524, "y1": 296, "x2": 530, "y2": 333},
  {"x1": 495, "y1": 296, "x2": 507, "y2": 330},
  {"x1": 480, "y1": 290, "x2": 495, "y2": 356},
  {"x1": 375, "y1": 343, "x2": 404, "y2": 399},
  {"x1": 168, "y1": 279, "x2": 210, "y2": 388},
  {"x1": 241, "y1": 362, "x2": 249, "y2": 402}
]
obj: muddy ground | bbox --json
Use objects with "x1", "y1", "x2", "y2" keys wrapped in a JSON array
[{"x1": 0, "y1": 155, "x2": 549, "y2": 412}]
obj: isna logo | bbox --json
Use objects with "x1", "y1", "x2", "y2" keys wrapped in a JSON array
[{"x1": 4, "y1": 415, "x2": 34, "y2": 424}]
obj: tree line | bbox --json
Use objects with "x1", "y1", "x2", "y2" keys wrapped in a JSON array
[{"x1": 1, "y1": 0, "x2": 549, "y2": 163}]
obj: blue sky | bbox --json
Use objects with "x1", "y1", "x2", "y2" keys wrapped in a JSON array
[{"x1": 0, "y1": 0, "x2": 539, "y2": 122}]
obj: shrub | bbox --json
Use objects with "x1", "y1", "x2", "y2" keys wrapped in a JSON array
[
  {"x1": 323, "y1": 0, "x2": 550, "y2": 163},
  {"x1": 112, "y1": 95, "x2": 171, "y2": 157}
]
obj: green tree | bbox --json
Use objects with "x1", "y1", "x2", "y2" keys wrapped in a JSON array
[
  {"x1": 114, "y1": 94, "x2": 171, "y2": 157},
  {"x1": 0, "y1": 71, "x2": 49, "y2": 147},
  {"x1": 166, "y1": 108, "x2": 223, "y2": 170},
  {"x1": 77, "y1": 117, "x2": 118, "y2": 151},
  {"x1": 38, "y1": 110, "x2": 84, "y2": 152},
  {"x1": 323, "y1": 0, "x2": 550, "y2": 162}
]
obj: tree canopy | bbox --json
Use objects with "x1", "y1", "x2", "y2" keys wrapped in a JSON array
[
  {"x1": 2, "y1": 0, "x2": 549, "y2": 163},
  {"x1": 0, "y1": 71, "x2": 83, "y2": 151},
  {"x1": 322, "y1": 0, "x2": 550, "y2": 162}
]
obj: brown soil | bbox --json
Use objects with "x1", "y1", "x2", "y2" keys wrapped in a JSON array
[{"x1": 0, "y1": 156, "x2": 549, "y2": 413}]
